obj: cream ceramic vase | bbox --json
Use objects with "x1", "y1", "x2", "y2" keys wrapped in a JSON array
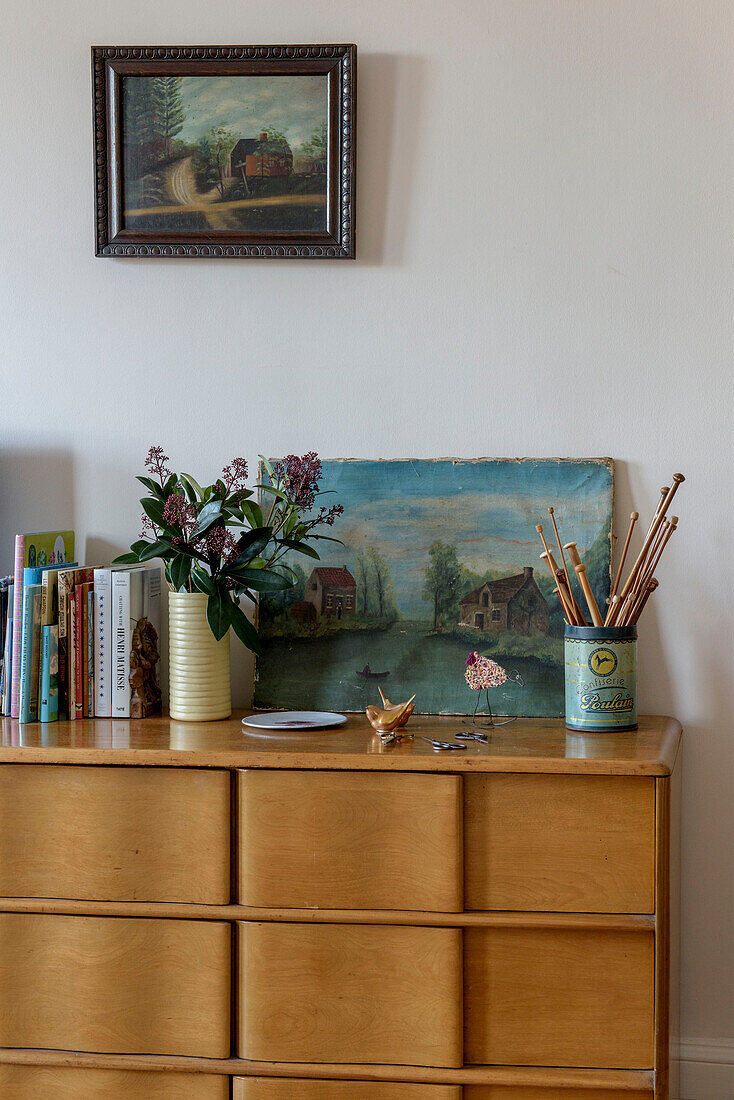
[{"x1": 168, "y1": 592, "x2": 231, "y2": 721}]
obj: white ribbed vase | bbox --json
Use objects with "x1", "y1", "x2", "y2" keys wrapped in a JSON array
[{"x1": 169, "y1": 592, "x2": 231, "y2": 721}]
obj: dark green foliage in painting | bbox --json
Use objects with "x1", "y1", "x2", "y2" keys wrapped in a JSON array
[
  {"x1": 123, "y1": 78, "x2": 158, "y2": 179},
  {"x1": 153, "y1": 76, "x2": 185, "y2": 156},
  {"x1": 194, "y1": 137, "x2": 219, "y2": 191},
  {"x1": 258, "y1": 562, "x2": 307, "y2": 623},
  {"x1": 209, "y1": 126, "x2": 238, "y2": 196},
  {"x1": 300, "y1": 121, "x2": 328, "y2": 162},
  {"x1": 423, "y1": 541, "x2": 463, "y2": 630}
]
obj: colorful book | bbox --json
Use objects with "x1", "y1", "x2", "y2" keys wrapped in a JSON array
[
  {"x1": 69, "y1": 588, "x2": 77, "y2": 721},
  {"x1": 85, "y1": 584, "x2": 94, "y2": 718},
  {"x1": 39, "y1": 624, "x2": 59, "y2": 723},
  {"x1": 93, "y1": 568, "x2": 112, "y2": 717},
  {"x1": 1, "y1": 584, "x2": 13, "y2": 715},
  {"x1": 57, "y1": 566, "x2": 92, "y2": 721},
  {"x1": 130, "y1": 567, "x2": 163, "y2": 718},
  {"x1": 112, "y1": 567, "x2": 144, "y2": 718},
  {"x1": 19, "y1": 584, "x2": 42, "y2": 723},
  {"x1": 73, "y1": 583, "x2": 85, "y2": 719},
  {"x1": 10, "y1": 531, "x2": 74, "y2": 718}
]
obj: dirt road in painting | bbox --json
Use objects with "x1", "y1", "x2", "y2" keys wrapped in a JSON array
[{"x1": 165, "y1": 156, "x2": 240, "y2": 230}]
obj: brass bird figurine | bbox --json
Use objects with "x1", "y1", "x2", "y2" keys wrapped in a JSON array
[{"x1": 366, "y1": 687, "x2": 416, "y2": 736}]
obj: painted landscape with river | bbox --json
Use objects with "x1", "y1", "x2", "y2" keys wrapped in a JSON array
[
  {"x1": 121, "y1": 75, "x2": 328, "y2": 232},
  {"x1": 255, "y1": 459, "x2": 614, "y2": 717}
]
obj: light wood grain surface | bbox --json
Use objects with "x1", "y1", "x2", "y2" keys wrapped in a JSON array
[
  {"x1": 464, "y1": 774, "x2": 655, "y2": 913},
  {"x1": 464, "y1": 927, "x2": 655, "y2": 1068},
  {"x1": 234, "y1": 1080, "x2": 461, "y2": 1099},
  {"x1": 464, "y1": 1090, "x2": 651, "y2": 1099},
  {"x1": 0, "y1": 914, "x2": 231, "y2": 1056},
  {"x1": 0, "y1": 764, "x2": 230, "y2": 903},
  {"x1": 238, "y1": 921, "x2": 463, "y2": 1067},
  {"x1": 0, "y1": 1066, "x2": 229, "y2": 1098},
  {"x1": 0, "y1": 712, "x2": 681, "y2": 775},
  {"x1": 238, "y1": 770, "x2": 462, "y2": 911}
]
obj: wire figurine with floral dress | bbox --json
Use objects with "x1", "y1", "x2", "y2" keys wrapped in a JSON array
[{"x1": 464, "y1": 651, "x2": 525, "y2": 729}]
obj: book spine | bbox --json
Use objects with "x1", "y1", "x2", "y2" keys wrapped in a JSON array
[
  {"x1": 10, "y1": 535, "x2": 25, "y2": 718},
  {"x1": 18, "y1": 583, "x2": 35, "y2": 723},
  {"x1": 39, "y1": 624, "x2": 58, "y2": 723},
  {"x1": 29, "y1": 591, "x2": 42, "y2": 722},
  {"x1": 74, "y1": 586, "x2": 84, "y2": 718},
  {"x1": 87, "y1": 588, "x2": 94, "y2": 718},
  {"x1": 69, "y1": 590, "x2": 76, "y2": 720},
  {"x1": 93, "y1": 569, "x2": 112, "y2": 717},
  {"x1": 112, "y1": 571, "x2": 131, "y2": 718},
  {"x1": 2, "y1": 585, "x2": 13, "y2": 715}
]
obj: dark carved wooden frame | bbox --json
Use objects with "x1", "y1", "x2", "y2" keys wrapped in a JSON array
[{"x1": 92, "y1": 45, "x2": 356, "y2": 258}]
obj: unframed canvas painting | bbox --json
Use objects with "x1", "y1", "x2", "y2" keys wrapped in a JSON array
[
  {"x1": 121, "y1": 75, "x2": 329, "y2": 233},
  {"x1": 255, "y1": 458, "x2": 614, "y2": 717}
]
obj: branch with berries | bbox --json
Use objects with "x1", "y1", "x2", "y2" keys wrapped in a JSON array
[{"x1": 114, "y1": 447, "x2": 343, "y2": 653}]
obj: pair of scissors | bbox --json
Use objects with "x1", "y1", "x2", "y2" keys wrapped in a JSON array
[{"x1": 417, "y1": 736, "x2": 467, "y2": 751}]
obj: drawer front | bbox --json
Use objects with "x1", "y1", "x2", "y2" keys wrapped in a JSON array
[
  {"x1": 0, "y1": 914, "x2": 231, "y2": 1057},
  {"x1": 0, "y1": 765, "x2": 230, "y2": 903},
  {"x1": 0, "y1": 1067, "x2": 229, "y2": 1099},
  {"x1": 238, "y1": 921, "x2": 463, "y2": 1067},
  {"x1": 464, "y1": 927, "x2": 654, "y2": 1068},
  {"x1": 464, "y1": 774, "x2": 655, "y2": 912},
  {"x1": 238, "y1": 770, "x2": 462, "y2": 911},
  {"x1": 464, "y1": 1090, "x2": 651, "y2": 1099},
  {"x1": 235, "y1": 1081, "x2": 461, "y2": 1099}
]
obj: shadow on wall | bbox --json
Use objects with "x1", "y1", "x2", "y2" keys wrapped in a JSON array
[
  {"x1": 0, "y1": 449, "x2": 75, "y2": 556},
  {"x1": 357, "y1": 54, "x2": 428, "y2": 267}
]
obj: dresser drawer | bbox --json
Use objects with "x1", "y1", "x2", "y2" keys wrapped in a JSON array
[
  {"x1": 464, "y1": 927, "x2": 654, "y2": 1068},
  {"x1": 235, "y1": 1081, "x2": 461, "y2": 1099},
  {"x1": 238, "y1": 770, "x2": 462, "y2": 911},
  {"x1": 0, "y1": 765, "x2": 230, "y2": 903},
  {"x1": 464, "y1": 774, "x2": 655, "y2": 912},
  {"x1": 0, "y1": 1067, "x2": 229, "y2": 1099},
  {"x1": 0, "y1": 914, "x2": 231, "y2": 1056},
  {"x1": 464, "y1": 1090, "x2": 651, "y2": 1099},
  {"x1": 238, "y1": 921, "x2": 462, "y2": 1066}
]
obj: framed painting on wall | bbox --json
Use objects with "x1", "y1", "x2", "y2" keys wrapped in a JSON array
[
  {"x1": 255, "y1": 458, "x2": 614, "y2": 718},
  {"x1": 92, "y1": 45, "x2": 356, "y2": 258}
]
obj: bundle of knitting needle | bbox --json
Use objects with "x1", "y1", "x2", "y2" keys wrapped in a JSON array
[{"x1": 536, "y1": 474, "x2": 684, "y2": 628}]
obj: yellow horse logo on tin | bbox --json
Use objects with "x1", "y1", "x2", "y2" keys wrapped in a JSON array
[{"x1": 588, "y1": 648, "x2": 617, "y2": 676}]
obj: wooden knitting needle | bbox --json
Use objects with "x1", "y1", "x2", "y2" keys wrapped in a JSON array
[
  {"x1": 631, "y1": 578, "x2": 659, "y2": 625},
  {"x1": 555, "y1": 568, "x2": 579, "y2": 624},
  {"x1": 574, "y1": 563, "x2": 604, "y2": 627},
  {"x1": 551, "y1": 586, "x2": 569, "y2": 624},
  {"x1": 607, "y1": 511, "x2": 638, "y2": 621},
  {"x1": 540, "y1": 551, "x2": 575, "y2": 623},
  {"x1": 611, "y1": 475, "x2": 684, "y2": 622},
  {"x1": 618, "y1": 519, "x2": 669, "y2": 624},
  {"x1": 548, "y1": 507, "x2": 577, "y2": 607},
  {"x1": 538, "y1": 525, "x2": 581, "y2": 623},
  {"x1": 561, "y1": 542, "x2": 593, "y2": 626},
  {"x1": 624, "y1": 518, "x2": 678, "y2": 624}
]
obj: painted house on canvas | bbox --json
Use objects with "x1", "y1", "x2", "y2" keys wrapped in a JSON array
[
  {"x1": 303, "y1": 566, "x2": 357, "y2": 619},
  {"x1": 459, "y1": 567, "x2": 549, "y2": 635},
  {"x1": 229, "y1": 132, "x2": 293, "y2": 181}
]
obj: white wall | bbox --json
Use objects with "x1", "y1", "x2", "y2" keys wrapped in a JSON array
[{"x1": 1, "y1": 0, "x2": 732, "y2": 1088}]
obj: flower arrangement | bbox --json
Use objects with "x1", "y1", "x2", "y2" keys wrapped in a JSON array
[{"x1": 115, "y1": 446, "x2": 343, "y2": 653}]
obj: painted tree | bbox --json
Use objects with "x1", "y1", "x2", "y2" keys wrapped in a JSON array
[
  {"x1": 367, "y1": 547, "x2": 395, "y2": 619},
  {"x1": 153, "y1": 76, "x2": 185, "y2": 157},
  {"x1": 423, "y1": 541, "x2": 462, "y2": 630},
  {"x1": 122, "y1": 78, "x2": 158, "y2": 177},
  {"x1": 209, "y1": 126, "x2": 238, "y2": 196},
  {"x1": 194, "y1": 137, "x2": 219, "y2": 191},
  {"x1": 300, "y1": 121, "x2": 328, "y2": 162},
  {"x1": 354, "y1": 551, "x2": 371, "y2": 615}
]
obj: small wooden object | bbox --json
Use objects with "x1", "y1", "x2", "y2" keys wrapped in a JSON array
[
  {"x1": 607, "y1": 511, "x2": 639, "y2": 622},
  {"x1": 548, "y1": 509, "x2": 586, "y2": 624},
  {"x1": 573, "y1": 563, "x2": 604, "y2": 627},
  {"x1": 366, "y1": 690, "x2": 416, "y2": 736}
]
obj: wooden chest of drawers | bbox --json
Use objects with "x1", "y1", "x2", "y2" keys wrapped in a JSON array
[{"x1": 0, "y1": 713, "x2": 680, "y2": 1099}]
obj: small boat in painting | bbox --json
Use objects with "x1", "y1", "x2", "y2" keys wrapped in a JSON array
[{"x1": 356, "y1": 668, "x2": 390, "y2": 680}]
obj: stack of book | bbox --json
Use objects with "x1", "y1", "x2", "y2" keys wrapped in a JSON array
[{"x1": 0, "y1": 530, "x2": 162, "y2": 723}]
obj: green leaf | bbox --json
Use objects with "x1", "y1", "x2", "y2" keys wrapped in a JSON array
[
  {"x1": 141, "y1": 497, "x2": 165, "y2": 526},
  {"x1": 231, "y1": 526, "x2": 273, "y2": 568},
  {"x1": 258, "y1": 455, "x2": 275, "y2": 479},
  {"x1": 206, "y1": 590, "x2": 232, "y2": 641},
  {"x1": 170, "y1": 554, "x2": 191, "y2": 592},
  {"x1": 190, "y1": 565, "x2": 216, "y2": 595},
  {"x1": 276, "y1": 539, "x2": 320, "y2": 560},
  {"x1": 163, "y1": 473, "x2": 179, "y2": 495},
  {"x1": 230, "y1": 603, "x2": 261, "y2": 655},
  {"x1": 137, "y1": 540, "x2": 172, "y2": 562},
  {"x1": 112, "y1": 552, "x2": 140, "y2": 565},
  {"x1": 226, "y1": 567, "x2": 293, "y2": 592},
  {"x1": 136, "y1": 476, "x2": 164, "y2": 498},
  {"x1": 178, "y1": 474, "x2": 199, "y2": 504},
  {"x1": 130, "y1": 540, "x2": 150, "y2": 555},
  {"x1": 180, "y1": 471, "x2": 204, "y2": 499},
  {"x1": 312, "y1": 535, "x2": 345, "y2": 546},
  {"x1": 257, "y1": 484, "x2": 287, "y2": 501},
  {"x1": 195, "y1": 499, "x2": 222, "y2": 537},
  {"x1": 240, "y1": 500, "x2": 264, "y2": 528}
]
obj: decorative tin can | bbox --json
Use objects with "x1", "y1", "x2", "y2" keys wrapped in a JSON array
[{"x1": 564, "y1": 625, "x2": 637, "y2": 732}]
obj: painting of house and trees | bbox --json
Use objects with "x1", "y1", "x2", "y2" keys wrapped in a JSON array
[
  {"x1": 120, "y1": 75, "x2": 328, "y2": 232},
  {"x1": 255, "y1": 458, "x2": 614, "y2": 717}
]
